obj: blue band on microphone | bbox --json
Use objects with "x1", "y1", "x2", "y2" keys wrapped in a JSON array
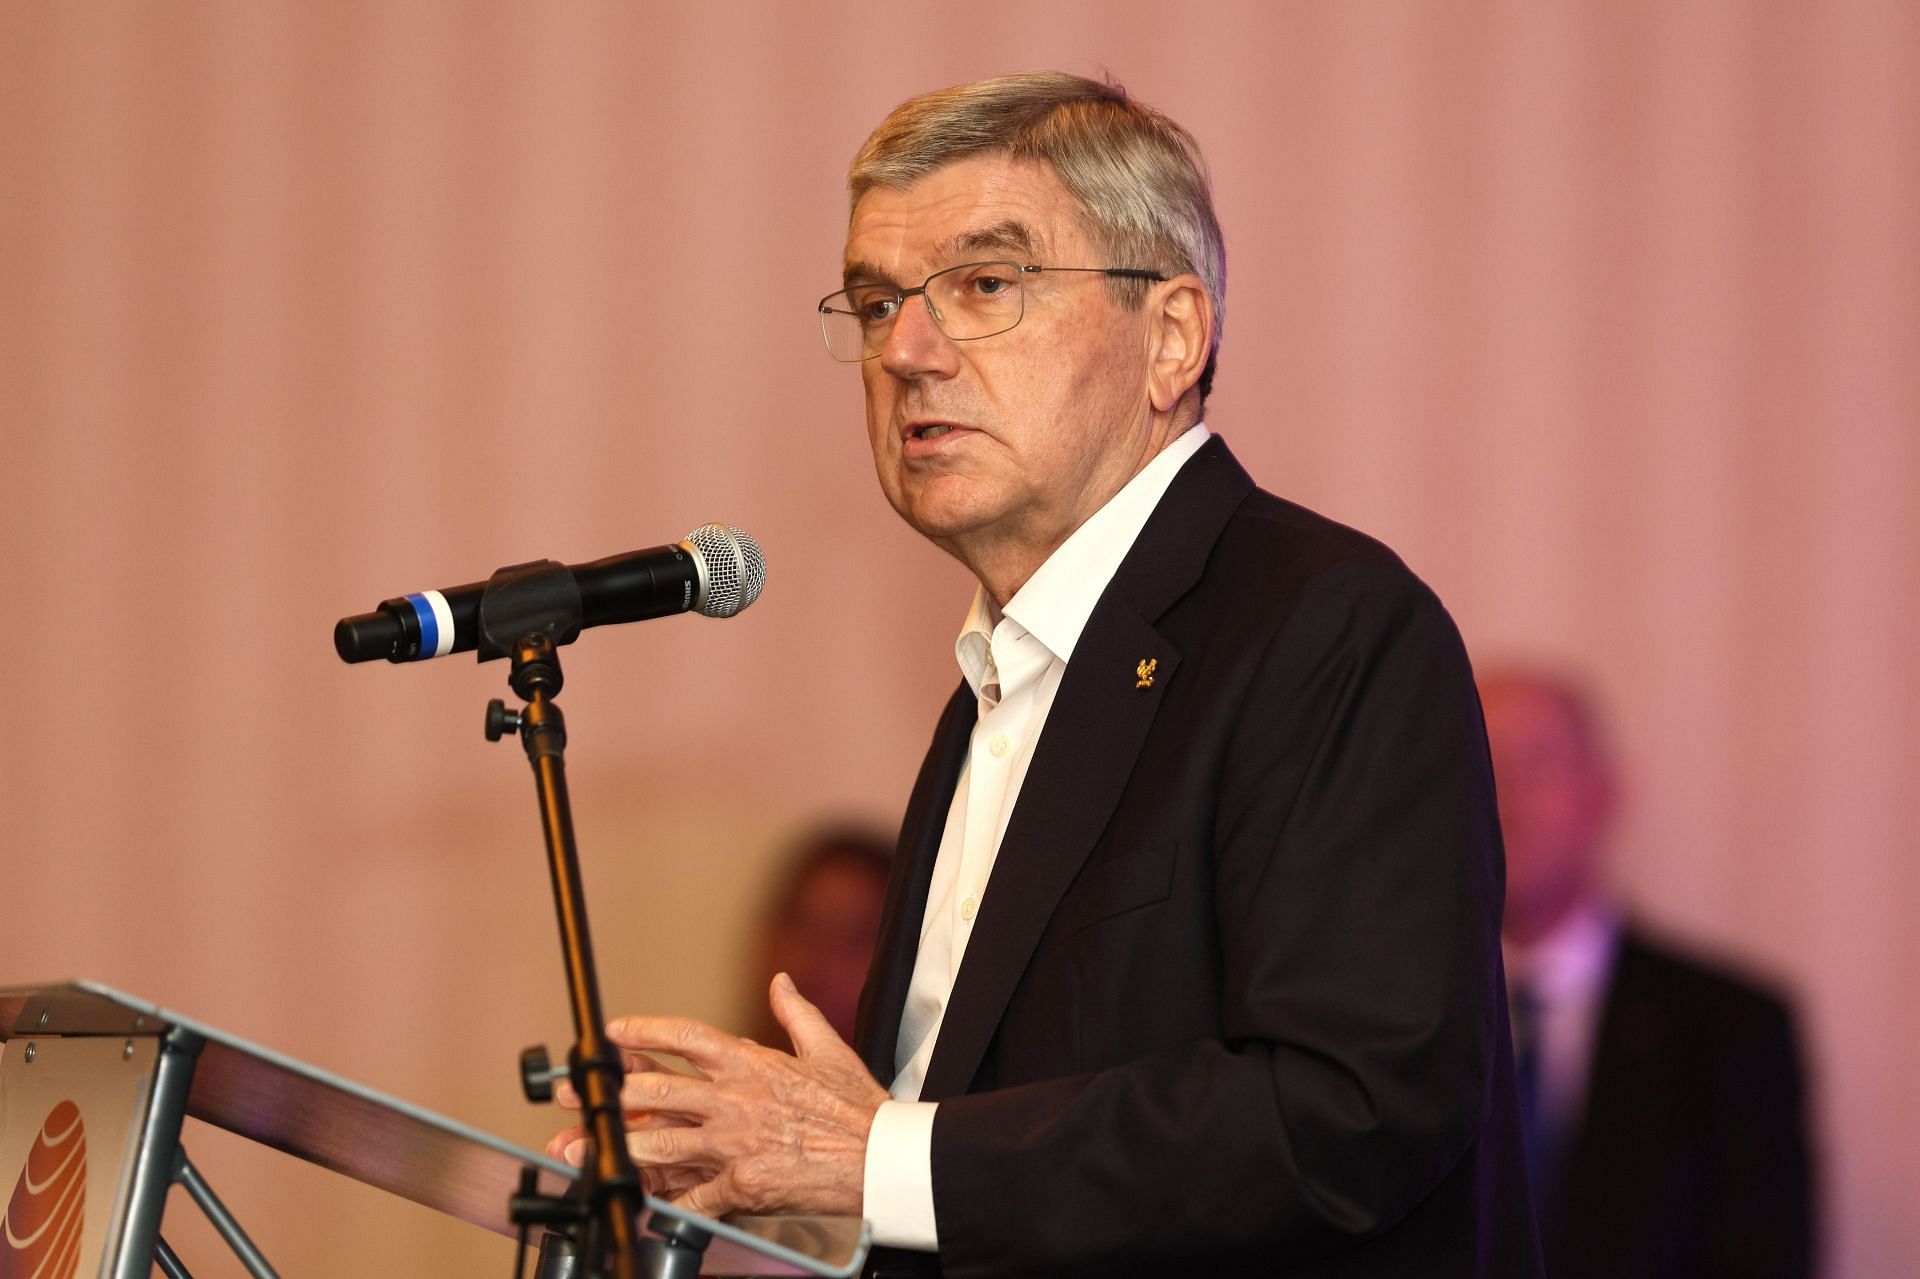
[{"x1": 404, "y1": 591, "x2": 455, "y2": 659}]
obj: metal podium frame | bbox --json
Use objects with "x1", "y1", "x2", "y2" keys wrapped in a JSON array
[{"x1": 0, "y1": 981, "x2": 869, "y2": 1278}]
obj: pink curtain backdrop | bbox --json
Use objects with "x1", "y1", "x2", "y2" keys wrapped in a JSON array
[{"x1": 1, "y1": 2, "x2": 1913, "y2": 1273}]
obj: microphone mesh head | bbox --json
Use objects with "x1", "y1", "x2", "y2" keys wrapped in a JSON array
[{"x1": 685, "y1": 523, "x2": 766, "y2": 617}]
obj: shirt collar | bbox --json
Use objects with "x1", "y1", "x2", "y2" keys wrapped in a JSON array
[
  {"x1": 954, "y1": 590, "x2": 1001, "y2": 702},
  {"x1": 954, "y1": 561, "x2": 1072, "y2": 709},
  {"x1": 1503, "y1": 899, "x2": 1622, "y2": 1004},
  {"x1": 953, "y1": 424, "x2": 1210, "y2": 694},
  {"x1": 1011, "y1": 424, "x2": 1211, "y2": 652}
]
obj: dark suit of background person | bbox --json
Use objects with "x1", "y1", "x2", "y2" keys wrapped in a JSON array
[
  {"x1": 1481, "y1": 670, "x2": 1816, "y2": 1279},
  {"x1": 854, "y1": 436, "x2": 1544, "y2": 1279}
]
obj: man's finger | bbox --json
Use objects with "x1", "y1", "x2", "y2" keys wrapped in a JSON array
[
  {"x1": 625, "y1": 1109, "x2": 696, "y2": 1131},
  {"x1": 670, "y1": 1173, "x2": 737, "y2": 1222},
  {"x1": 613, "y1": 1047, "x2": 677, "y2": 1077},
  {"x1": 645, "y1": 1163, "x2": 709, "y2": 1198},
  {"x1": 556, "y1": 1049, "x2": 675, "y2": 1110},
  {"x1": 606, "y1": 1015, "x2": 738, "y2": 1075},
  {"x1": 770, "y1": 972, "x2": 846, "y2": 1060},
  {"x1": 625, "y1": 1120, "x2": 716, "y2": 1172},
  {"x1": 546, "y1": 1125, "x2": 585, "y2": 1160},
  {"x1": 618, "y1": 1067, "x2": 712, "y2": 1117}
]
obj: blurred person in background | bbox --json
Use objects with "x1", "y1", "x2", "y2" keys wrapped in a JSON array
[
  {"x1": 1483, "y1": 666, "x2": 1816, "y2": 1279},
  {"x1": 745, "y1": 825, "x2": 893, "y2": 1047}
]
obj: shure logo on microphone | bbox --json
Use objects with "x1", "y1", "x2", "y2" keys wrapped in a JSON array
[{"x1": 0, "y1": 1099, "x2": 86, "y2": 1279}]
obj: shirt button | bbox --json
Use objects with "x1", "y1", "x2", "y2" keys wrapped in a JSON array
[
  {"x1": 960, "y1": 896, "x2": 978, "y2": 921},
  {"x1": 989, "y1": 734, "x2": 1010, "y2": 758}
]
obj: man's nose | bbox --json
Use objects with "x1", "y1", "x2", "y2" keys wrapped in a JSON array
[{"x1": 877, "y1": 294, "x2": 960, "y2": 380}]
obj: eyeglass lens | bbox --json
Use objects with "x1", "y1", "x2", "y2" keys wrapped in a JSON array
[{"x1": 820, "y1": 261, "x2": 1026, "y2": 362}]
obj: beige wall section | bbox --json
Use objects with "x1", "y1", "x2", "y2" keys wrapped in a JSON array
[{"x1": 0, "y1": 2, "x2": 1913, "y2": 1274}]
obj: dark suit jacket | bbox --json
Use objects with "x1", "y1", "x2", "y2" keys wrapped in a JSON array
[
  {"x1": 854, "y1": 438, "x2": 1543, "y2": 1279},
  {"x1": 1543, "y1": 928, "x2": 1816, "y2": 1279}
]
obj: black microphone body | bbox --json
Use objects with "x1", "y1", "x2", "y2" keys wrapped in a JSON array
[{"x1": 333, "y1": 524, "x2": 763, "y2": 664}]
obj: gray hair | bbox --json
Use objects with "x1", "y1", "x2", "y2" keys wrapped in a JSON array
[{"x1": 849, "y1": 72, "x2": 1226, "y2": 402}]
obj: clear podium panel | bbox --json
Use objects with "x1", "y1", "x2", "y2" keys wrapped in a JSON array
[
  {"x1": 1, "y1": 982, "x2": 870, "y2": 1277},
  {"x1": 185, "y1": 1027, "x2": 577, "y2": 1233}
]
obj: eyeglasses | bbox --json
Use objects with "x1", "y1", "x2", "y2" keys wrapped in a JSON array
[{"x1": 816, "y1": 261, "x2": 1168, "y2": 363}]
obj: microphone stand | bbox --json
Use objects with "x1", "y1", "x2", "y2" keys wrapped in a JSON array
[{"x1": 477, "y1": 561, "x2": 708, "y2": 1279}]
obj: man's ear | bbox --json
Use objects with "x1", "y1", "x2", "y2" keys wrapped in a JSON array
[{"x1": 1146, "y1": 275, "x2": 1212, "y2": 414}]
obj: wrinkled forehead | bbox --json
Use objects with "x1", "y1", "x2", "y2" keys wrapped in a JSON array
[{"x1": 842, "y1": 155, "x2": 1088, "y2": 286}]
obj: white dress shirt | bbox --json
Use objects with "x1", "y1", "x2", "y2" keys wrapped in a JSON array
[
  {"x1": 1501, "y1": 900, "x2": 1623, "y2": 1144},
  {"x1": 861, "y1": 424, "x2": 1212, "y2": 1250}
]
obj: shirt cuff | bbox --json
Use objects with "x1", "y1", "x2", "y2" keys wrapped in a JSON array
[{"x1": 862, "y1": 1100, "x2": 940, "y2": 1251}]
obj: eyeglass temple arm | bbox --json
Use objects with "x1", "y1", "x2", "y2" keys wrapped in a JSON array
[{"x1": 1018, "y1": 265, "x2": 1168, "y2": 281}]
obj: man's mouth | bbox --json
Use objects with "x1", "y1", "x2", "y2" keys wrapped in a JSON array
[{"x1": 903, "y1": 420, "x2": 970, "y2": 445}]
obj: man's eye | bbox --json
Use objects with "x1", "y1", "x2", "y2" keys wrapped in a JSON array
[
  {"x1": 967, "y1": 271, "x2": 1017, "y2": 297},
  {"x1": 848, "y1": 292, "x2": 899, "y2": 324}
]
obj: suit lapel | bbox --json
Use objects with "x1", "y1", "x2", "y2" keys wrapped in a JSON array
[
  {"x1": 916, "y1": 436, "x2": 1254, "y2": 1101},
  {"x1": 918, "y1": 604, "x2": 1179, "y2": 1100},
  {"x1": 1552, "y1": 934, "x2": 1673, "y2": 1264},
  {"x1": 854, "y1": 679, "x2": 975, "y2": 1083}
]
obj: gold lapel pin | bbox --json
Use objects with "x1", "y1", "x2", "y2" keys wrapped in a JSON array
[{"x1": 1135, "y1": 658, "x2": 1158, "y2": 689}]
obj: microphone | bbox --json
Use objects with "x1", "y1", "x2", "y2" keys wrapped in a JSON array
[{"x1": 333, "y1": 523, "x2": 765, "y2": 664}]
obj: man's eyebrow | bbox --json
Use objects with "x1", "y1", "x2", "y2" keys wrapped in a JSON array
[
  {"x1": 841, "y1": 220, "x2": 1044, "y2": 288},
  {"x1": 937, "y1": 219, "x2": 1039, "y2": 262},
  {"x1": 841, "y1": 258, "x2": 897, "y2": 288}
]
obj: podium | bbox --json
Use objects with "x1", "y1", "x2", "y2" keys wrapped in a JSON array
[{"x1": 0, "y1": 982, "x2": 869, "y2": 1277}]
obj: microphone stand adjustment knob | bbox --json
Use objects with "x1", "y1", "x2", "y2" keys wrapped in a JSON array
[
  {"x1": 520, "y1": 1043, "x2": 565, "y2": 1103},
  {"x1": 486, "y1": 699, "x2": 524, "y2": 742}
]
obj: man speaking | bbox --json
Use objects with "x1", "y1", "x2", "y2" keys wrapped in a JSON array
[{"x1": 551, "y1": 72, "x2": 1541, "y2": 1278}]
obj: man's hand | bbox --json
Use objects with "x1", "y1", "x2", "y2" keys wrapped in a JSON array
[{"x1": 544, "y1": 972, "x2": 888, "y2": 1219}]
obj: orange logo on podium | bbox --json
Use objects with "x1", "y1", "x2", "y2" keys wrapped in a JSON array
[{"x1": 0, "y1": 1099, "x2": 86, "y2": 1279}]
